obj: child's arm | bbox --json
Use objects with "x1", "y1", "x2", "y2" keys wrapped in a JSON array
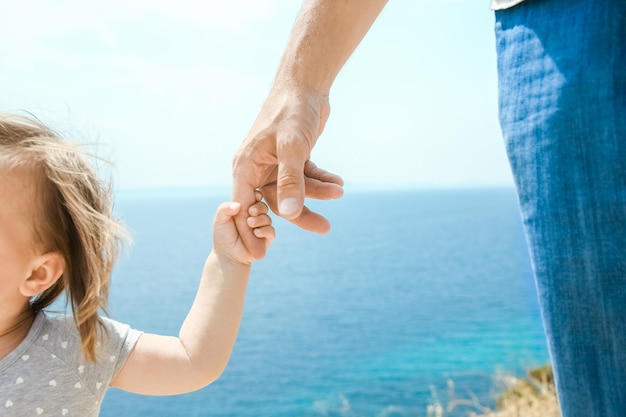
[{"x1": 110, "y1": 193, "x2": 274, "y2": 395}]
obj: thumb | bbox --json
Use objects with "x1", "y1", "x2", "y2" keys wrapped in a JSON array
[
  {"x1": 213, "y1": 201, "x2": 241, "y2": 227},
  {"x1": 276, "y1": 138, "x2": 307, "y2": 220}
]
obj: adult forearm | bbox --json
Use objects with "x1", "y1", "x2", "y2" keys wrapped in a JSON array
[
  {"x1": 275, "y1": 0, "x2": 388, "y2": 95},
  {"x1": 178, "y1": 252, "x2": 250, "y2": 387}
]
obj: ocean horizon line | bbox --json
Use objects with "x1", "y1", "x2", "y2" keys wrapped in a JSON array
[{"x1": 115, "y1": 183, "x2": 516, "y2": 199}]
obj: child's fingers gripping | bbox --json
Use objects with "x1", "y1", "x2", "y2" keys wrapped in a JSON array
[
  {"x1": 248, "y1": 200, "x2": 269, "y2": 217},
  {"x1": 247, "y1": 212, "x2": 273, "y2": 229},
  {"x1": 249, "y1": 212, "x2": 274, "y2": 242},
  {"x1": 247, "y1": 198, "x2": 271, "y2": 228},
  {"x1": 247, "y1": 199, "x2": 275, "y2": 245},
  {"x1": 253, "y1": 224, "x2": 275, "y2": 241}
]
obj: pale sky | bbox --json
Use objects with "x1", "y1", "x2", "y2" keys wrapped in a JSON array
[{"x1": 0, "y1": 1, "x2": 514, "y2": 191}]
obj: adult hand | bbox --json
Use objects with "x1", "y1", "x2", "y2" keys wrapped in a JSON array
[{"x1": 232, "y1": 87, "x2": 344, "y2": 257}]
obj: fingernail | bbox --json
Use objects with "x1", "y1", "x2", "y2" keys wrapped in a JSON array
[{"x1": 279, "y1": 198, "x2": 298, "y2": 216}]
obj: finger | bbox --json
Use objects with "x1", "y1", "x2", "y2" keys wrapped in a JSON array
[
  {"x1": 253, "y1": 225, "x2": 276, "y2": 241},
  {"x1": 287, "y1": 206, "x2": 331, "y2": 234},
  {"x1": 259, "y1": 184, "x2": 332, "y2": 233},
  {"x1": 259, "y1": 183, "x2": 335, "y2": 234},
  {"x1": 276, "y1": 134, "x2": 307, "y2": 219},
  {"x1": 302, "y1": 177, "x2": 344, "y2": 200},
  {"x1": 261, "y1": 174, "x2": 343, "y2": 203},
  {"x1": 247, "y1": 213, "x2": 272, "y2": 229},
  {"x1": 304, "y1": 160, "x2": 344, "y2": 186},
  {"x1": 232, "y1": 181, "x2": 266, "y2": 259},
  {"x1": 261, "y1": 179, "x2": 336, "y2": 234},
  {"x1": 248, "y1": 201, "x2": 269, "y2": 217}
]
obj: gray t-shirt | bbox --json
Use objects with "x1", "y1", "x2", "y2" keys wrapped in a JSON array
[{"x1": 0, "y1": 311, "x2": 142, "y2": 417}]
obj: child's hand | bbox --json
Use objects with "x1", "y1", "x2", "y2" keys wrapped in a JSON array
[{"x1": 212, "y1": 190, "x2": 274, "y2": 265}]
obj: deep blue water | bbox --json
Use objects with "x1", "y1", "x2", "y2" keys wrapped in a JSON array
[{"x1": 100, "y1": 188, "x2": 548, "y2": 417}]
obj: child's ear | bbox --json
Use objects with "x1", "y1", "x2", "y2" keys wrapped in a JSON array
[{"x1": 20, "y1": 252, "x2": 65, "y2": 297}]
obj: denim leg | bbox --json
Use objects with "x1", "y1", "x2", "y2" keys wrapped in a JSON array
[{"x1": 495, "y1": 1, "x2": 626, "y2": 416}]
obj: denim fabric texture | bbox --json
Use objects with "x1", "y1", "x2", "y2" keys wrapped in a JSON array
[{"x1": 495, "y1": 1, "x2": 626, "y2": 415}]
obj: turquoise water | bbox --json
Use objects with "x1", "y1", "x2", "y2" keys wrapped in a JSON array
[{"x1": 100, "y1": 188, "x2": 548, "y2": 417}]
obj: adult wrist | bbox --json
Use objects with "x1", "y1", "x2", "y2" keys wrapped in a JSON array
[{"x1": 273, "y1": 66, "x2": 332, "y2": 98}]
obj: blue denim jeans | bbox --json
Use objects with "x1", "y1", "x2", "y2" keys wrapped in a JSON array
[
  {"x1": 496, "y1": 0, "x2": 626, "y2": 417},
  {"x1": 495, "y1": 1, "x2": 626, "y2": 416}
]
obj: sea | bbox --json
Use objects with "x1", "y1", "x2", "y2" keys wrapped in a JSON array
[{"x1": 99, "y1": 188, "x2": 549, "y2": 417}]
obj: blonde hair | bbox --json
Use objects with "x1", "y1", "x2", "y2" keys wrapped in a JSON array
[{"x1": 0, "y1": 113, "x2": 126, "y2": 361}]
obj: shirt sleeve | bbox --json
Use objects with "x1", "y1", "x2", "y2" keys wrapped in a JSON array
[{"x1": 96, "y1": 317, "x2": 143, "y2": 381}]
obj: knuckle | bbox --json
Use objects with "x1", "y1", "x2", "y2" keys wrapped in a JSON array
[{"x1": 277, "y1": 173, "x2": 303, "y2": 188}]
